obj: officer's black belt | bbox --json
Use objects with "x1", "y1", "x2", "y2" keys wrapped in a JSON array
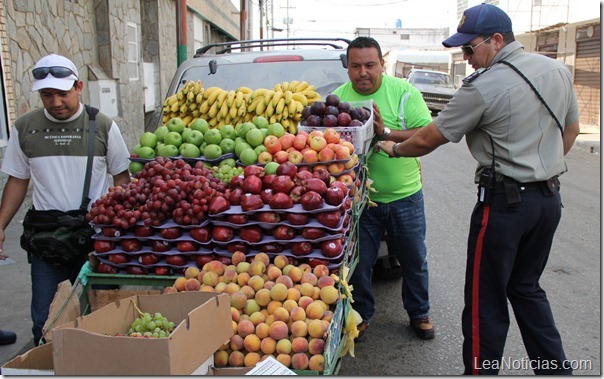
[{"x1": 492, "y1": 176, "x2": 559, "y2": 205}]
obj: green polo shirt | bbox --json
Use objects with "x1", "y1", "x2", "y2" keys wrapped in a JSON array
[{"x1": 333, "y1": 75, "x2": 432, "y2": 203}]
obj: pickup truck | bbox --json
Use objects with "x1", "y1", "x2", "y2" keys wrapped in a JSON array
[{"x1": 406, "y1": 69, "x2": 457, "y2": 114}]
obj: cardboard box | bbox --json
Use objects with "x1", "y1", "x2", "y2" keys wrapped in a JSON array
[
  {"x1": 87, "y1": 288, "x2": 162, "y2": 312},
  {"x1": 51, "y1": 291, "x2": 232, "y2": 375},
  {"x1": 1, "y1": 343, "x2": 54, "y2": 375},
  {"x1": 209, "y1": 356, "x2": 296, "y2": 375}
]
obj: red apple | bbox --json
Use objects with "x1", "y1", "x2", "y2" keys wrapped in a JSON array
[
  {"x1": 134, "y1": 225, "x2": 154, "y2": 238},
  {"x1": 307, "y1": 257, "x2": 330, "y2": 268},
  {"x1": 272, "y1": 225, "x2": 296, "y2": 240},
  {"x1": 242, "y1": 175, "x2": 263, "y2": 194},
  {"x1": 189, "y1": 226, "x2": 211, "y2": 243},
  {"x1": 330, "y1": 180, "x2": 349, "y2": 195},
  {"x1": 296, "y1": 170, "x2": 314, "y2": 182},
  {"x1": 290, "y1": 241, "x2": 313, "y2": 256},
  {"x1": 269, "y1": 192, "x2": 294, "y2": 209},
  {"x1": 271, "y1": 175, "x2": 295, "y2": 194},
  {"x1": 108, "y1": 253, "x2": 130, "y2": 265},
  {"x1": 303, "y1": 178, "x2": 327, "y2": 196},
  {"x1": 315, "y1": 210, "x2": 342, "y2": 228},
  {"x1": 238, "y1": 225, "x2": 264, "y2": 243},
  {"x1": 259, "y1": 243, "x2": 284, "y2": 254},
  {"x1": 227, "y1": 214, "x2": 249, "y2": 224},
  {"x1": 176, "y1": 240, "x2": 198, "y2": 252},
  {"x1": 208, "y1": 195, "x2": 231, "y2": 215},
  {"x1": 151, "y1": 240, "x2": 172, "y2": 252},
  {"x1": 126, "y1": 266, "x2": 148, "y2": 275},
  {"x1": 276, "y1": 161, "x2": 298, "y2": 178},
  {"x1": 226, "y1": 242, "x2": 249, "y2": 254},
  {"x1": 120, "y1": 239, "x2": 142, "y2": 252},
  {"x1": 260, "y1": 188, "x2": 274, "y2": 204},
  {"x1": 256, "y1": 211, "x2": 281, "y2": 223},
  {"x1": 102, "y1": 227, "x2": 123, "y2": 238},
  {"x1": 165, "y1": 254, "x2": 187, "y2": 266},
  {"x1": 286, "y1": 212, "x2": 308, "y2": 226},
  {"x1": 160, "y1": 227, "x2": 182, "y2": 240},
  {"x1": 313, "y1": 168, "x2": 331, "y2": 186},
  {"x1": 228, "y1": 187, "x2": 244, "y2": 206},
  {"x1": 320, "y1": 239, "x2": 342, "y2": 258},
  {"x1": 153, "y1": 266, "x2": 171, "y2": 276},
  {"x1": 324, "y1": 186, "x2": 346, "y2": 206},
  {"x1": 139, "y1": 253, "x2": 159, "y2": 265},
  {"x1": 289, "y1": 185, "x2": 305, "y2": 204},
  {"x1": 230, "y1": 174, "x2": 245, "y2": 189},
  {"x1": 302, "y1": 227, "x2": 325, "y2": 240},
  {"x1": 262, "y1": 174, "x2": 277, "y2": 189},
  {"x1": 240, "y1": 193, "x2": 264, "y2": 212},
  {"x1": 300, "y1": 190, "x2": 324, "y2": 211},
  {"x1": 94, "y1": 240, "x2": 115, "y2": 253},
  {"x1": 195, "y1": 253, "x2": 216, "y2": 268},
  {"x1": 96, "y1": 262, "x2": 118, "y2": 274},
  {"x1": 212, "y1": 226, "x2": 234, "y2": 242}
]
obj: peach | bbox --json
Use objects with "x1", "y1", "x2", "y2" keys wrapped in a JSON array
[
  {"x1": 291, "y1": 336, "x2": 309, "y2": 353},
  {"x1": 319, "y1": 285, "x2": 340, "y2": 305},
  {"x1": 232, "y1": 319, "x2": 238, "y2": 334},
  {"x1": 290, "y1": 319, "x2": 308, "y2": 337},
  {"x1": 269, "y1": 320, "x2": 289, "y2": 341},
  {"x1": 299, "y1": 263, "x2": 312, "y2": 273},
  {"x1": 205, "y1": 260, "x2": 225, "y2": 276},
  {"x1": 244, "y1": 352, "x2": 262, "y2": 368},
  {"x1": 222, "y1": 269, "x2": 238, "y2": 284},
  {"x1": 272, "y1": 306, "x2": 290, "y2": 323},
  {"x1": 184, "y1": 278, "x2": 201, "y2": 292},
  {"x1": 313, "y1": 264, "x2": 330, "y2": 278},
  {"x1": 255, "y1": 288, "x2": 272, "y2": 307},
  {"x1": 236, "y1": 261, "x2": 250, "y2": 273},
  {"x1": 266, "y1": 300, "x2": 283, "y2": 315},
  {"x1": 275, "y1": 338, "x2": 292, "y2": 354},
  {"x1": 287, "y1": 287, "x2": 301, "y2": 302},
  {"x1": 289, "y1": 306, "x2": 307, "y2": 322},
  {"x1": 195, "y1": 270, "x2": 206, "y2": 283},
  {"x1": 237, "y1": 319, "x2": 255, "y2": 337},
  {"x1": 301, "y1": 272, "x2": 318, "y2": 286},
  {"x1": 307, "y1": 319, "x2": 327, "y2": 338},
  {"x1": 224, "y1": 282, "x2": 241, "y2": 294},
  {"x1": 312, "y1": 286, "x2": 321, "y2": 300},
  {"x1": 282, "y1": 264, "x2": 294, "y2": 276},
  {"x1": 298, "y1": 295, "x2": 314, "y2": 310},
  {"x1": 162, "y1": 286, "x2": 178, "y2": 295},
  {"x1": 200, "y1": 284, "x2": 216, "y2": 292},
  {"x1": 270, "y1": 283, "x2": 288, "y2": 301},
  {"x1": 255, "y1": 322, "x2": 270, "y2": 339},
  {"x1": 215, "y1": 281, "x2": 227, "y2": 293},
  {"x1": 291, "y1": 352, "x2": 309, "y2": 370},
  {"x1": 243, "y1": 333, "x2": 261, "y2": 352},
  {"x1": 232, "y1": 251, "x2": 247, "y2": 265},
  {"x1": 322, "y1": 310, "x2": 333, "y2": 323},
  {"x1": 287, "y1": 266, "x2": 303, "y2": 283},
  {"x1": 230, "y1": 291, "x2": 248, "y2": 310},
  {"x1": 249, "y1": 311, "x2": 266, "y2": 326},
  {"x1": 237, "y1": 272, "x2": 250, "y2": 287},
  {"x1": 230, "y1": 306, "x2": 241, "y2": 322},
  {"x1": 265, "y1": 314, "x2": 275, "y2": 326},
  {"x1": 230, "y1": 334, "x2": 245, "y2": 351},
  {"x1": 260, "y1": 337, "x2": 277, "y2": 355},
  {"x1": 299, "y1": 282, "x2": 315, "y2": 297},
  {"x1": 263, "y1": 280, "x2": 276, "y2": 290},
  {"x1": 244, "y1": 299, "x2": 261, "y2": 315},
  {"x1": 228, "y1": 350, "x2": 245, "y2": 367},
  {"x1": 184, "y1": 266, "x2": 200, "y2": 279},
  {"x1": 276, "y1": 353, "x2": 292, "y2": 368},
  {"x1": 275, "y1": 274, "x2": 294, "y2": 289},
  {"x1": 249, "y1": 260, "x2": 266, "y2": 276},
  {"x1": 173, "y1": 277, "x2": 187, "y2": 292},
  {"x1": 273, "y1": 255, "x2": 289, "y2": 269},
  {"x1": 282, "y1": 299, "x2": 298, "y2": 313},
  {"x1": 266, "y1": 265, "x2": 282, "y2": 281},
  {"x1": 253, "y1": 252, "x2": 270, "y2": 266},
  {"x1": 202, "y1": 271, "x2": 219, "y2": 286},
  {"x1": 317, "y1": 275, "x2": 335, "y2": 288},
  {"x1": 308, "y1": 354, "x2": 325, "y2": 372},
  {"x1": 240, "y1": 285, "x2": 256, "y2": 299},
  {"x1": 308, "y1": 337, "x2": 325, "y2": 355},
  {"x1": 214, "y1": 350, "x2": 229, "y2": 367},
  {"x1": 306, "y1": 301, "x2": 325, "y2": 320}
]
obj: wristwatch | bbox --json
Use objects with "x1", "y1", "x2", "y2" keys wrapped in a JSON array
[{"x1": 380, "y1": 127, "x2": 391, "y2": 140}]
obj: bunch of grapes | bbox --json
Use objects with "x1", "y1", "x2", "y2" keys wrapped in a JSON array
[
  {"x1": 128, "y1": 311, "x2": 175, "y2": 338},
  {"x1": 212, "y1": 164, "x2": 244, "y2": 185}
]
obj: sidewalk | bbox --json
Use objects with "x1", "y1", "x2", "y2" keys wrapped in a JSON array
[{"x1": 0, "y1": 131, "x2": 599, "y2": 370}]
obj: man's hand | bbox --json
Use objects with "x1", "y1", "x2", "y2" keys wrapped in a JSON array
[
  {"x1": 372, "y1": 103, "x2": 386, "y2": 137},
  {"x1": 0, "y1": 228, "x2": 7, "y2": 259},
  {"x1": 375, "y1": 140, "x2": 396, "y2": 156}
]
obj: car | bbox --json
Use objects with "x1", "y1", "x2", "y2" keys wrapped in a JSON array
[
  {"x1": 164, "y1": 37, "x2": 401, "y2": 279},
  {"x1": 406, "y1": 69, "x2": 457, "y2": 114}
]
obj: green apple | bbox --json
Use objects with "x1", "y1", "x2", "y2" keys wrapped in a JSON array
[
  {"x1": 239, "y1": 148, "x2": 258, "y2": 166},
  {"x1": 185, "y1": 130, "x2": 205, "y2": 147},
  {"x1": 234, "y1": 137, "x2": 245, "y2": 146},
  {"x1": 180, "y1": 143, "x2": 201, "y2": 158},
  {"x1": 219, "y1": 124, "x2": 238, "y2": 140},
  {"x1": 181, "y1": 128, "x2": 192, "y2": 143},
  {"x1": 220, "y1": 158, "x2": 237, "y2": 168},
  {"x1": 267, "y1": 123, "x2": 285, "y2": 138},
  {"x1": 154, "y1": 126, "x2": 169, "y2": 142},
  {"x1": 264, "y1": 161, "x2": 279, "y2": 175},
  {"x1": 190, "y1": 118, "x2": 210, "y2": 134},
  {"x1": 164, "y1": 131, "x2": 183, "y2": 147},
  {"x1": 253, "y1": 116, "x2": 269, "y2": 129},
  {"x1": 203, "y1": 144, "x2": 223, "y2": 160},
  {"x1": 129, "y1": 161, "x2": 144, "y2": 175},
  {"x1": 157, "y1": 144, "x2": 179, "y2": 157},
  {"x1": 254, "y1": 144, "x2": 267, "y2": 156},
  {"x1": 238, "y1": 122, "x2": 257, "y2": 139},
  {"x1": 137, "y1": 146, "x2": 156, "y2": 159},
  {"x1": 234, "y1": 141, "x2": 252, "y2": 158},
  {"x1": 140, "y1": 131, "x2": 158, "y2": 149},
  {"x1": 245, "y1": 128, "x2": 264, "y2": 148},
  {"x1": 166, "y1": 117, "x2": 186, "y2": 134},
  {"x1": 219, "y1": 138, "x2": 236, "y2": 154},
  {"x1": 132, "y1": 144, "x2": 142, "y2": 156},
  {"x1": 204, "y1": 129, "x2": 222, "y2": 145}
]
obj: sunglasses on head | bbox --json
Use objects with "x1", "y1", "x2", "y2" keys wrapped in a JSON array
[
  {"x1": 461, "y1": 36, "x2": 491, "y2": 56},
  {"x1": 32, "y1": 66, "x2": 77, "y2": 80}
]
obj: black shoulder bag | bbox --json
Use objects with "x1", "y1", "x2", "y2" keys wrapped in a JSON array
[{"x1": 20, "y1": 106, "x2": 99, "y2": 265}]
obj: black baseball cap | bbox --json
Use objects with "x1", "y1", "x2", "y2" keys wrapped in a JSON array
[{"x1": 442, "y1": 3, "x2": 512, "y2": 48}]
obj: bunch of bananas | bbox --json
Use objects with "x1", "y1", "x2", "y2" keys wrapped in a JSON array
[{"x1": 161, "y1": 80, "x2": 321, "y2": 134}]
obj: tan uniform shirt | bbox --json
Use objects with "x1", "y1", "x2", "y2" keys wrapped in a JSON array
[{"x1": 434, "y1": 41, "x2": 579, "y2": 183}]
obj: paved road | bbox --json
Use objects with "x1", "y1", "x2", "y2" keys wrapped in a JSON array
[
  {"x1": 0, "y1": 133, "x2": 599, "y2": 373},
  {"x1": 337, "y1": 136, "x2": 600, "y2": 376}
]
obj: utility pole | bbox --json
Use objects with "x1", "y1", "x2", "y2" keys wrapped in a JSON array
[
  {"x1": 280, "y1": 0, "x2": 295, "y2": 39},
  {"x1": 240, "y1": 0, "x2": 246, "y2": 41},
  {"x1": 259, "y1": 0, "x2": 264, "y2": 49}
]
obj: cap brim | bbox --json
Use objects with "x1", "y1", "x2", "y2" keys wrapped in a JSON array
[
  {"x1": 31, "y1": 75, "x2": 77, "y2": 92},
  {"x1": 442, "y1": 32, "x2": 478, "y2": 48}
]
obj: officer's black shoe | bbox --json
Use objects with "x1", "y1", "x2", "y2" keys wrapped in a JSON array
[{"x1": 0, "y1": 329, "x2": 16, "y2": 345}]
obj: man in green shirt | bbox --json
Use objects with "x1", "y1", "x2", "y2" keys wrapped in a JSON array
[{"x1": 333, "y1": 37, "x2": 434, "y2": 340}]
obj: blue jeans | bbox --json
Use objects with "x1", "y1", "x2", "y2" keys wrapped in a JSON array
[
  {"x1": 350, "y1": 189, "x2": 430, "y2": 323},
  {"x1": 30, "y1": 253, "x2": 86, "y2": 345}
]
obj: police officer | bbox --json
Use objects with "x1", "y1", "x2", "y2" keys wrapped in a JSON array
[{"x1": 376, "y1": 3, "x2": 579, "y2": 375}]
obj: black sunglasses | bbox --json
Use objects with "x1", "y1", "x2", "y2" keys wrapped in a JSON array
[
  {"x1": 461, "y1": 36, "x2": 491, "y2": 56},
  {"x1": 32, "y1": 66, "x2": 78, "y2": 80}
]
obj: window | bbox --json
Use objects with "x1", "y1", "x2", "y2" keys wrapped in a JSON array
[
  {"x1": 193, "y1": 16, "x2": 204, "y2": 54},
  {"x1": 126, "y1": 22, "x2": 139, "y2": 81}
]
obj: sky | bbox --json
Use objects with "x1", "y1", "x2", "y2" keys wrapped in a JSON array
[{"x1": 233, "y1": 0, "x2": 601, "y2": 41}]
